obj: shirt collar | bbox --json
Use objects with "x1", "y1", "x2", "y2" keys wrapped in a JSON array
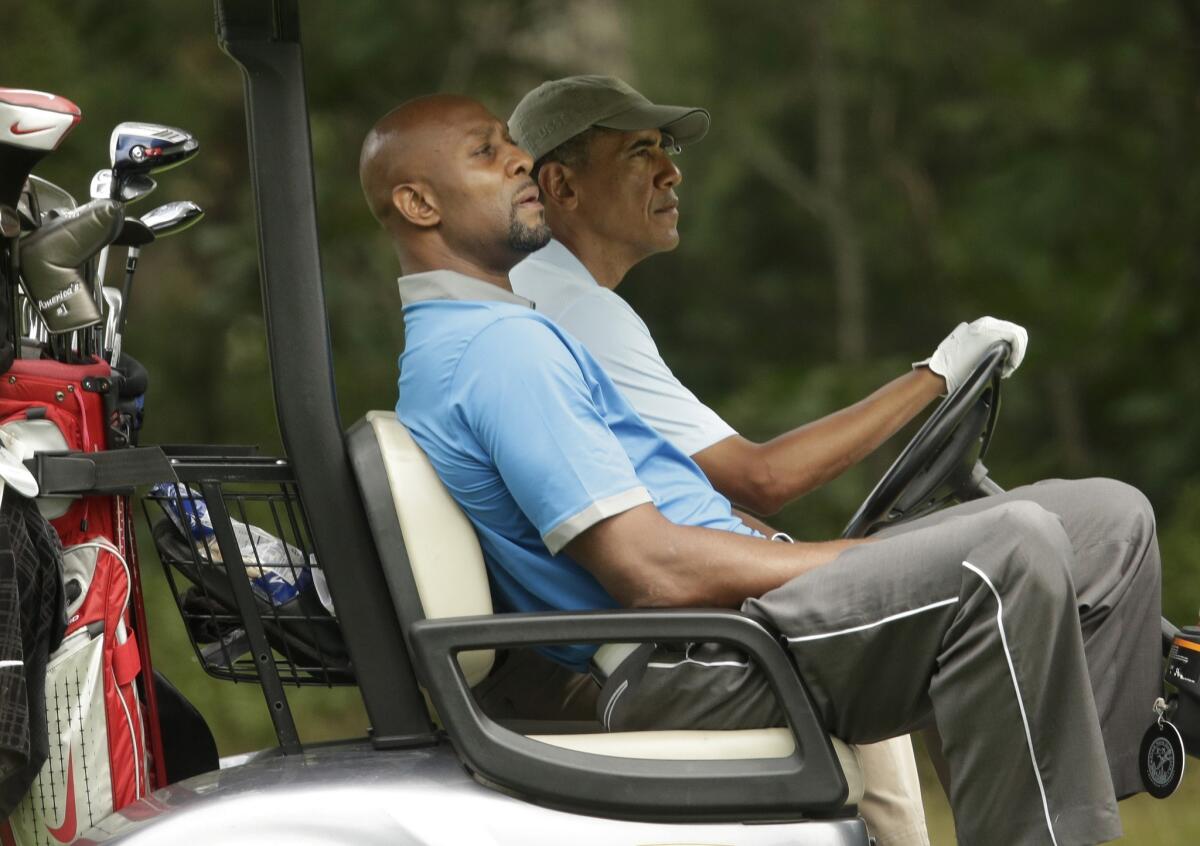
[
  {"x1": 398, "y1": 269, "x2": 533, "y2": 309},
  {"x1": 524, "y1": 239, "x2": 601, "y2": 289}
]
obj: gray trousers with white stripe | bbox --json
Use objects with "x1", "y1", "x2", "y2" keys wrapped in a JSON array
[{"x1": 596, "y1": 478, "x2": 1162, "y2": 846}]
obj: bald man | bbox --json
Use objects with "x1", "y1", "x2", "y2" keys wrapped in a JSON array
[
  {"x1": 362, "y1": 95, "x2": 601, "y2": 723},
  {"x1": 364, "y1": 95, "x2": 1164, "y2": 846},
  {"x1": 359, "y1": 95, "x2": 551, "y2": 279}
]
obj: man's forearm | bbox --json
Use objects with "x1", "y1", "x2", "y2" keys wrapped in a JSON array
[
  {"x1": 565, "y1": 503, "x2": 865, "y2": 609},
  {"x1": 695, "y1": 367, "x2": 944, "y2": 514},
  {"x1": 637, "y1": 521, "x2": 863, "y2": 608},
  {"x1": 759, "y1": 367, "x2": 944, "y2": 495}
]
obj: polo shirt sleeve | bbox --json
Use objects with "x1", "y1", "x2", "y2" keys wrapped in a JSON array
[
  {"x1": 555, "y1": 290, "x2": 737, "y2": 457},
  {"x1": 455, "y1": 317, "x2": 652, "y2": 555}
]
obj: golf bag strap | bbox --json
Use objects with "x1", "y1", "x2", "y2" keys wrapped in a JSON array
[
  {"x1": 23, "y1": 446, "x2": 177, "y2": 495},
  {"x1": 112, "y1": 636, "x2": 141, "y2": 687}
]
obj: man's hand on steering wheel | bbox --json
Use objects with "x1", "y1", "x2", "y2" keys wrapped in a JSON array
[
  {"x1": 916, "y1": 316, "x2": 1028, "y2": 395},
  {"x1": 843, "y1": 336, "x2": 1017, "y2": 539}
]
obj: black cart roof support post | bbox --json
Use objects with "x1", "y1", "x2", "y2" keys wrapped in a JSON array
[{"x1": 214, "y1": 0, "x2": 435, "y2": 748}]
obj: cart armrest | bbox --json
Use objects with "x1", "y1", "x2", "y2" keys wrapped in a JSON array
[{"x1": 409, "y1": 607, "x2": 850, "y2": 821}]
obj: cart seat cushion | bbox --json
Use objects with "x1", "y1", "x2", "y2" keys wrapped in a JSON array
[
  {"x1": 529, "y1": 729, "x2": 864, "y2": 805},
  {"x1": 351, "y1": 411, "x2": 495, "y2": 685}
]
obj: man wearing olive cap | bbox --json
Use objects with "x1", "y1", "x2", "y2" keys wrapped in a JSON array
[
  {"x1": 510, "y1": 73, "x2": 945, "y2": 846},
  {"x1": 507, "y1": 75, "x2": 1163, "y2": 846},
  {"x1": 509, "y1": 76, "x2": 1025, "y2": 507}
]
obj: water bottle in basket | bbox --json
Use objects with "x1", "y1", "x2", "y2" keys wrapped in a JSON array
[{"x1": 150, "y1": 482, "x2": 333, "y2": 612}]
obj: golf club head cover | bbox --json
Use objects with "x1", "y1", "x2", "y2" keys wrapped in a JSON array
[
  {"x1": 114, "y1": 353, "x2": 149, "y2": 398},
  {"x1": 0, "y1": 89, "x2": 81, "y2": 207},
  {"x1": 915, "y1": 316, "x2": 1028, "y2": 395},
  {"x1": 19, "y1": 199, "x2": 122, "y2": 334}
]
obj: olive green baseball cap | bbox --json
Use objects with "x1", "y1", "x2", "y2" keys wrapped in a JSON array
[{"x1": 509, "y1": 75, "x2": 710, "y2": 163}]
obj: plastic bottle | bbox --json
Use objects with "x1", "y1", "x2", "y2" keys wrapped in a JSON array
[{"x1": 151, "y1": 482, "x2": 331, "y2": 611}]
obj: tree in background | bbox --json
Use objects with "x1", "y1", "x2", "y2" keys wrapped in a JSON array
[
  {"x1": 618, "y1": 0, "x2": 1200, "y2": 628},
  {"x1": 5, "y1": 6, "x2": 1200, "y2": 831}
]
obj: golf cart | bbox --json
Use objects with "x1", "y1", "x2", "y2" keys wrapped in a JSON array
[
  {"x1": 44, "y1": 1, "x2": 1190, "y2": 843},
  {"x1": 51, "y1": 2, "x2": 864, "y2": 841}
]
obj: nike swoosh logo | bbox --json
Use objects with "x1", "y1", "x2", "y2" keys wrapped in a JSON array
[
  {"x1": 47, "y1": 750, "x2": 78, "y2": 843},
  {"x1": 9, "y1": 121, "x2": 55, "y2": 136}
]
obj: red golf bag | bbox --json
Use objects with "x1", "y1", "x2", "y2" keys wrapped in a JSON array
[{"x1": 0, "y1": 357, "x2": 160, "y2": 844}]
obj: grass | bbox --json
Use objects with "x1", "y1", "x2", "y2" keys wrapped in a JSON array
[
  {"x1": 921, "y1": 783, "x2": 1200, "y2": 844},
  {"x1": 915, "y1": 740, "x2": 1200, "y2": 844}
]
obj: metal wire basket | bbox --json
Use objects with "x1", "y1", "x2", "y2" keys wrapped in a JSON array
[
  {"x1": 141, "y1": 448, "x2": 355, "y2": 745},
  {"x1": 142, "y1": 450, "x2": 352, "y2": 685}
]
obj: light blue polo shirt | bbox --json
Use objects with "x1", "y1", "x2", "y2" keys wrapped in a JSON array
[{"x1": 395, "y1": 270, "x2": 756, "y2": 671}]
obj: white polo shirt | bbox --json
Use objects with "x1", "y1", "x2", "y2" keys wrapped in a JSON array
[{"x1": 511, "y1": 239, "x2": 735, "y2": 457}]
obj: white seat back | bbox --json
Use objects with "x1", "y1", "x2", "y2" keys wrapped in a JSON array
[{"x1": 360, "y1": 410, "x2": 494, "y2": 685}]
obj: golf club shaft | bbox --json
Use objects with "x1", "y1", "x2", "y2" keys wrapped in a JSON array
[{"x1": 117, "y1": 245, "x2": 140, "y2": 339}]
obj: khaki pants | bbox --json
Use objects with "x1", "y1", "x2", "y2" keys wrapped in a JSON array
[{"x1": 855, "y1": 737, "x2": 930, "y2": 846}]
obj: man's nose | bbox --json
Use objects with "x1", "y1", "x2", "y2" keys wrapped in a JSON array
[
  {"x1": 506, "y1": 142, "x2": 534, "y2": 177},
  {"x1": 656, "y1": 155, "x2": 682, "y2": 189}
]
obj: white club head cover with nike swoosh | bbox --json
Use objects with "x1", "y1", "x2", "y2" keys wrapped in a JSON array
[{"x1": 915, "y1": 316, "x2": 1028, "y2": 395}]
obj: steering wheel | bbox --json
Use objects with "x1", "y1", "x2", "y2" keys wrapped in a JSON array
[{"x1": 842, "y1": 341, "x2": 1010, "y2": 539}]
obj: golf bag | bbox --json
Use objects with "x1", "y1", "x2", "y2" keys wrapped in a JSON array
[{"x1": 0, "y1": 358, "x2": 153, "y2": 844}]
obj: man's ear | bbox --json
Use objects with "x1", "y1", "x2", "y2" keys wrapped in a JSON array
[
  {"x1": 537, "y1": 163, "x2": 578, "y2": 211},
  {"x1": 392, "y1": 182, "x2": 440, "y2": 228}
]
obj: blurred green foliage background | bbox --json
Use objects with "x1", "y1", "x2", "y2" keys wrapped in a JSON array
[{"x1": 6, "y1": 0, "x2": 1200, "y2": 841}]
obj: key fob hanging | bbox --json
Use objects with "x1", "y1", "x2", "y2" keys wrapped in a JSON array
[{"x1": 1140, "y1": 717, "x2": 1185, "y2": 799}]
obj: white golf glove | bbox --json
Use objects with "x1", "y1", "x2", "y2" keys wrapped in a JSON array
[{"x1": 915, "y1": 316, "x2": 1028, "y2": 395}]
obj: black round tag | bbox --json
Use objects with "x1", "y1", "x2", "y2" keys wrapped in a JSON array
[{"x1": 1140, "y1": 720, "x2": 1186, "y2": 799}]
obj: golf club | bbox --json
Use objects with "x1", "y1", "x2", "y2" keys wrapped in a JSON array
[
  {"x1": 0, "y1": 204, "x2": 17, "y2": 239},
  {"x1": 19, "y1": 295, "x2": 46, "y2": 346},
  {"x1": 0, "y1": 88, "x2": 81, "y2": 208},
  {"x1": 26, "y1": 175, "x2": 77, "y2": 219},
  {"x1": 108, "y1": 122, "x2": 198, "y2": 200},
  {"x1": 105, "y1": 218, "x2": 154, "y2": 363},
  {"x1": 18, "y1": 198, "x2": 121, "y2": 332},
  {"x1": 91, "y1": 169, "x2": 156, "y2": 204},
  {"x1": 113, "y1": 217, "x2": 155, "y2": 249},
  {"x1": 16, "y1": 176, "x2": 86, "y2": 355},
  {"x1": 95, "y1": 122, "x2": 199, "y2": 349},
  {"x1": 109, "y1": 200, "x2": 204, "y2": 363},
  {"x1": 140, "y1": 200, "x2": 204, "y2": 236},
  {"x1": 102, "y1": 286, "x2": 122, "y2": 361},
  {"x1": 91, "y1": 165, "x2": 159, "y2": 338}
]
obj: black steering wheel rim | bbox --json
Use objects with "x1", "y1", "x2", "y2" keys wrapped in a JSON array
[{"x1": 842, "y1": 341, "x2": 1010, "y2": 539}]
